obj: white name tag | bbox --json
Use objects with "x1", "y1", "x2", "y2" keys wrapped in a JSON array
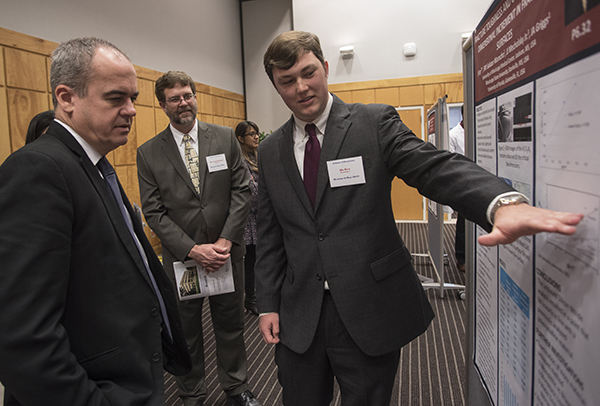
[
  {"x1": 206, "y1": 154, "x2": 228, "y2": 172},
  {"x1": 326, "y1": 156, "x2": 366, "y2": 188}
]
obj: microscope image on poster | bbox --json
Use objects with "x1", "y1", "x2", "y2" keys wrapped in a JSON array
[{"x1": 497, "y1": 93, "x2": 532, "y2": 143}]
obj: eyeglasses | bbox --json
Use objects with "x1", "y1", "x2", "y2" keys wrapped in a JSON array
[
  {"x1": 245, "y1": 132, "x2": 259, "y2": 138},
  {"x1": 165, "y1": 93, "x2": 196, "y2": 104}
]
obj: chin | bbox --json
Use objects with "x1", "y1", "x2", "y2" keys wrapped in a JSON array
[
  {"x1": 115, "y1": 135, "x2": 129, "y2": 146},
  {"x1": 179, "y1": 117, "x2": 195, "y2": 125},
  {"x1": 297, "y1": 107, "x2": 320, "y2": 122}
]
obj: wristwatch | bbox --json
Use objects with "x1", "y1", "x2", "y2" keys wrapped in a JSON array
[{"x1": 489, "y1": 193, "x2": 530, "y2": 224}]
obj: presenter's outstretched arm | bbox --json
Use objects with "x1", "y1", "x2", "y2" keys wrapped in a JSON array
[
  {"x1": 478, "y1": 203, "x2": 583, "y2": 246},
  {"x1": 259, "y1": 313, "x2": 280, "y2": 344}
]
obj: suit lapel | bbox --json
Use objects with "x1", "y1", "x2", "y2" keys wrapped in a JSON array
[
  {"x1": 196, "y1": 120, "x2": 212, "y2": 197},
  {"x1": 51, "y1": 123, "x2": 154, "y2": 287},
  {"x1": 108, "y1": 176, "x2": 155, "y2": 287},
  {"x1": 314, "y1": 96, "x2": 352, "y2": 211},
  {"x1": 160, "y1": 126, "x2": 199, "y2": 198}
]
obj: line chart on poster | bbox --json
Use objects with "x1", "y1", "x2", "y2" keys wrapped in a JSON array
[
  {"x1": 542, "y1": 184, "x2": 599, "y2": 276},
  {"x1": 537, "y1": 53, "x2": 600, "y2": 175}
]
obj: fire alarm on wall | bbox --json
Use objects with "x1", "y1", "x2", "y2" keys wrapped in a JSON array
[
  {"x1": 403, "y1": 43, "x2": 417, "y2": 57},
  {"x1": 339, "y1": 45, "x2": 354, "y2": 57}
]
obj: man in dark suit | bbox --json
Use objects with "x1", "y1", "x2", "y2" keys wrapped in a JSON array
[
  {"x1": 0, "y1": 37, "x2": 191, "y2": 405},
  {"x1": 256, "y1": 31, "x2": 583, "y2": 406},
  {"x1": 137, "y1": 71, "x2": 261, "y2": 406}
]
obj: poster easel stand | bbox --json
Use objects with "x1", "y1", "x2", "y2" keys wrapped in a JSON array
[{"x1": 414, "y1": 97, "x2": 466, "y2": 300}]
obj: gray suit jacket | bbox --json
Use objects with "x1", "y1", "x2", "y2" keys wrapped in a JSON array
[
  {"x1": 256, "y1": 95, "x2": 514, "y2": 357},
  {"x1": 137, "y1": 120, "x2": 250, "y2": 279}
]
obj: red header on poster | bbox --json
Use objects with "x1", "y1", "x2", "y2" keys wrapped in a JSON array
[
  {"x1": 427, "y1": 111, "x2": 436, "y2": 137},
  {"x1": 474, "y1": 0, "x2": 600, "y2": 102}
]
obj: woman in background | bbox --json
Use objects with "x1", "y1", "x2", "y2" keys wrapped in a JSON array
[
  {"x1": 25, "y1": 110, "x2": 54, "y2": 144},
  {"x1": 235, "y1": 120, "x2": 260, "y2": 315}
]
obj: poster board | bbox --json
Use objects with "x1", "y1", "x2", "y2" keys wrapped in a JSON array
[
  {"x1": 466, "y1": 0, "x2": 600, "y2": 405},
  {"x1": 426, "y1": 100, "x2": 446, "y2": 289},
  {"x1": 418, "y1": 98, "x2": 465, "y2": 299}
]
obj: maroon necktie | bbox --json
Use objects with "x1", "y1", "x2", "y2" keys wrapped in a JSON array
[{"x1": 303, "y1": 123, "x2": 321, "y2": 207}]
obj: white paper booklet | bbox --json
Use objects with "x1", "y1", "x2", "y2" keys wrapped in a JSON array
[{"x1": 173, "y1": 258, "x2": 234, "y2": 301}]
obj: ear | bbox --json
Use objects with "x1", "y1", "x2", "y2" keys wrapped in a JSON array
[
  {"x1": 324, "y1": 60, "x2": 329, "y2": 78},
  {"x1": 55, "y1": 85, "x2": 76, "y2": 113},
  {"x1": 237, "y1": 135, "x2": 245, "y2": 144},
  {"x1": 159, "y1": 101, "x2": 168, "y2": 114}
]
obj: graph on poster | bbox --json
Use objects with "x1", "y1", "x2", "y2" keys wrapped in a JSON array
[
  {"x1": 537, "y1": 56, "x2": 600, "y2": 175},
  {"x1": 542, "y1": 185, "x2": 599, "y2": 276}
]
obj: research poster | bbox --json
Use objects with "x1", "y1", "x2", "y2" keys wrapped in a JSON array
[
  {"x1": 472, "y1": 0, "x2": 600, "y2": 405},
  {"x1": 474, "y1": 97, "x2": 500, "y2": 401}
]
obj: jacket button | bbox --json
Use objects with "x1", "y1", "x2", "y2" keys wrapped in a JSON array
[
  {"x1": 318, "y1": 233, "x2": 325, "y2": 241},
  {"x1": 151, "y1": 308, "x2": 159, "y2": 317},
  {"x1": 152, "y1": 352, "x2": 161, "y2": 362},
  {"x1": 316, "y1": 274, "x2": 323, "y2": 281}
]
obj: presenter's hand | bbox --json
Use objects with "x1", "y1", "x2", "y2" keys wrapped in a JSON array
[
  {"x1": 478, "y1": 203, "x2": 583, "y2": 246},
  {"x1": 187, "y1": 243, "x2": 230, "y2": 273},
  {"x1": 259, "y1": 313, "x2": 280, "y2": 344}
]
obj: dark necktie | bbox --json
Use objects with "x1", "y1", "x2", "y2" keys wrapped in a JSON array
[
  {"x1": 97, "y1": 157, "x2": 173, "y2": 341},
  {"x1": 304, "y1": 124, "x2": 321, "y2": 207}
]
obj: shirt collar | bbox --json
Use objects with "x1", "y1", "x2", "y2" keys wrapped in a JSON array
[
  {"x1": 170, "y1": 119, "x2": 199, "y2": 145},
  {"x1": 293, "y1": 93, "x2": 334, "y2": 138},
  {"x1": 54, "y1": 119, "x2": 103, "y2": 165}
]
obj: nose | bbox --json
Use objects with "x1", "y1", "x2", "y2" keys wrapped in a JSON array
[
  {"x1": 123, "y1": 98, "x2": 137, "y2": 118},
  {"x1": 296, "y1": 78, "x2": 309, "y2": 93}
]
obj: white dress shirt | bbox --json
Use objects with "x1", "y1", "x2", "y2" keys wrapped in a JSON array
[
  {"x1": 292, "y1": 94, "x2": 333, "y2": 177},
  {"x1": 170, "y1": 120, "x2": 200, "y2": 174}
]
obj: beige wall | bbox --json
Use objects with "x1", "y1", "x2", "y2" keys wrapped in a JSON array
[
  {"x1": 329, "y1": 73, "x2": 464, "y2": 220},
  {"x1": 0, "y1": 27, "x2": 246, "y2": 252},
  {"x1": 1, "y1": 26, "x2": 463, "y2": 242}
]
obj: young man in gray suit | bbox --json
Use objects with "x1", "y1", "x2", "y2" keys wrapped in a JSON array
[
  {"x1": 256, "y1": 31, "x2": 583, "y2": 406},
  {"x1": 137, "y1": 71, "x2": 261, "y2": 406},
  {"x1": 0, "y1": 37, "x2": 192, "y2": 406}
]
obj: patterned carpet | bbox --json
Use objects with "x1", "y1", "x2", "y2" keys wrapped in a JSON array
[{"x1": 165, "y1": 222, "x2": 467, "y2": 406}]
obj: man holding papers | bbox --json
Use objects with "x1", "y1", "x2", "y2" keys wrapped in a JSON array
[{"x1": 137, "y1": 71, "x2": 261, "y2": 406}]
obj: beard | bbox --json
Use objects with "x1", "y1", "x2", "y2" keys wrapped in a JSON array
[{"x1": 166, "y1": 105, "x2": 197, "y2": 126}]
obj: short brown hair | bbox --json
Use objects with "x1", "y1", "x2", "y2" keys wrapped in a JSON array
[
  {"x1": 155, "y1": 71, "x2": 196, "y2": 103},
  {"x1": 263, "y1": 31, "x2": 326, "y2": 85}
]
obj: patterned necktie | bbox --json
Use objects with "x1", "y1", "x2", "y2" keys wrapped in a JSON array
[
  {"x1": 304, "y1": 123, "x2": 321, "y2": 207},
  {"x1": 97, "y1": 157, "x2": 173, "y2": 341},
  {"x1": 183, "y1": 134, "x2": 200, "y2": 194}
]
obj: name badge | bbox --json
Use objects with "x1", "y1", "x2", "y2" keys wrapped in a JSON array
[
  {"x1": 326, "y1": 156, "x2": 366, "y2": 188},
  {"x1": 206, "y1": 154, "x2": 228, "y2": 172}
]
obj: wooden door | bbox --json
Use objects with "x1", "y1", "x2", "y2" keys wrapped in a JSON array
[{"x1": 391, "y1": 108, "x2": 425, "y2": 220}]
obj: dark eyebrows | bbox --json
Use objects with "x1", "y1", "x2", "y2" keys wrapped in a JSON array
[
  {"x1": 302, "y1": 64, "x2": 317, "y2": 72},
  {"x1": 104, "y1": 89, "x2": 139, "y2": 99},
  {"x1": 276, "y1": 63, "x2": 318, "y2": 82}
]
